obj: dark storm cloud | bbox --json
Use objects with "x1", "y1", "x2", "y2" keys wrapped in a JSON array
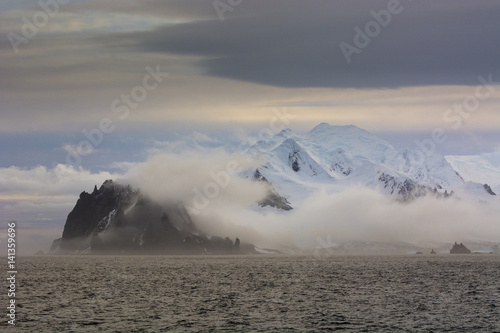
[{"x1": 98, "y1": 0, "x2": 500, "y2": 88}]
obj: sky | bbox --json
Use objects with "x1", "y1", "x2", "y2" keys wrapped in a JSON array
[{"x1": 1, "y1": 0, "x2": 499, "y2": 254}]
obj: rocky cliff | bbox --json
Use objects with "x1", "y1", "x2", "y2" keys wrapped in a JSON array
[{"x1": 51, "y1": 180, "x2": 252, "y2": 255}]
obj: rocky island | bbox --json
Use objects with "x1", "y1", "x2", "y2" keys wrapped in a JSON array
[
  {"x1": 450, "y1": 242, "x2": 471, "y2": 254},
  {"x1": 50, "y1": 180, "x2": 255, "y2": 255}
]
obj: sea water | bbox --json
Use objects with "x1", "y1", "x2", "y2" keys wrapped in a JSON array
[{"x1": 3, "y1": 255, "x2": 500, "y2": 332}]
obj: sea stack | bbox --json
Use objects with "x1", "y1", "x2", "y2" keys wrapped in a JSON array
[{"x1": 450, "y1": 242, "x2": 471, "y2": 254}]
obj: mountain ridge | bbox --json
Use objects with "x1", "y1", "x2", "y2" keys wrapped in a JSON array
[{"x1": 243, "y1": 123, "x2": 497, "y2": 208}]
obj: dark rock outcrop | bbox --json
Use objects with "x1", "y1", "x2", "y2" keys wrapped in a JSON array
[
  {"x1": 60, "y1": 180, "x2": 138, "y2": 250},
  {"x1": 378, "y1": 172, "x2": 457, "y2": 202},
  {"x1": 330, "y1": 149, "x2": 353, "y2": 176},
  {"x1": 289, "y1": 152, "x2": 300, "y2": 172},
  {"x1": 378, "y1": 173, "x2": 428, "y2": 202},
  {"x1": 253, "y1": 169, "x2": 293, "y2": 211},
  {"x1": 484, "y1": 184, "x2": 496, "y2": 196},
  {"x1": 450, "y1": 242, "x2": 471, "y2": 254},
  {"x1": 51, "y1": 180, "x2": 254, "y2": 255}
]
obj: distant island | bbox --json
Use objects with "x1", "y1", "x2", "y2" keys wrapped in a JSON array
[{"x1": 450, "y1": 242, "x2": 471, "y2": 254}]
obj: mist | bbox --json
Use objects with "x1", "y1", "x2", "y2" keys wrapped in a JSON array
[
  {"x1": 122, "y1": 151, "x2": 267, "y2": 207},
  {"x1": 119, "y1": 152, "x2": 500, "y2": 251},
  {"x1": 188, "y1": 186, "x2": 499, "y2": 250}
]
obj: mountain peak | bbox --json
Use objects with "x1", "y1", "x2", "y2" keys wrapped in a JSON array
[
  {"x1": 276, "y1": 128, "x2": 294, "y2": 138},
  {"x1": 309, "y1": 122, "x2": 363, "y2": 134},
  {"x1": 279, "y1": 128, "x2": 293, "y2": 134},
  {"x1": 309, "y1": 122, "x2": 333, "y2": 133},
  {"x1": 307, "y1": 123, "x2": 371, "y2": 140}
]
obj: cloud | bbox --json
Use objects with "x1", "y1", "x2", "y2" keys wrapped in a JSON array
[
  {"x1": 192, "y1": 186, "x2": 500, "y2": 250},
  {"x1": 122, "y1": 151, "x2": 267, "y2": 208},
  {"x1": 1, "y1": 0, "x2": 499, "y2": 136},
  {"x1": 99, "y1": 0, "x2": 500, "y2": 89},
  {"x1": 0, "y1": 164, "x2": 117, "y2": 197},
  {"x1": 118, "y1": 150, "x2": 500, "y2": 250}
]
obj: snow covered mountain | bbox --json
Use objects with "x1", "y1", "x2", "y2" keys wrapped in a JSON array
[
  {"x1": 244, "y1": 123, "x2": 497, "y2": 208},
  {"x1": 445, "y1": 154, "x2": 500, "y2": 194}
]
